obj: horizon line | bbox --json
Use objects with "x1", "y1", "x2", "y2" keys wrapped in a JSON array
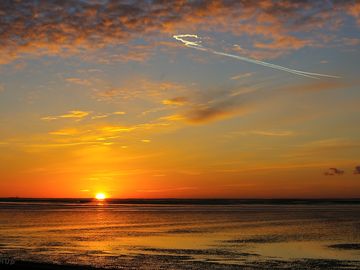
[{"x1": 1, "y1": 197, "x2": 359, "y2": 200}]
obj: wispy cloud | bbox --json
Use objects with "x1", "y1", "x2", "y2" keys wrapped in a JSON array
[
  {"x1": 42, "y1": 110, "x2": 91, "y2": 121},
  {"x1": 49, "y1": 128, "x2": 80, "y2": 136},
  {"x1": 285, "y1": 80, "x2": 348, "y2": 93},
  {"x1": 171, "y1": 83, "x2": 263, "y2": 124},
  {"x1": 223, "y1": 130, "x2": 295, "y2": 140},
  {"x1": 91, "y1": 111, "x2": 126, "y2": 120},
  {"x1": 65, "y1": 77, "x2": 91, "y2": 86},
  {"x1": 184, "y1": 105, "x2": 244, "y2": 123},
  {"x1": 137, "y1": 186, "x2": 197, "y2": 193},
  {"x1": 162, "y1": 97, "x2": 189, "y2": 106},
  {"x1": 35, "y1": 119, "x2": 175, "y2": 149},
  {"x1": 113, "y1": 111, "x2": 126, "y2": 115},
  {"x1": 93, "y1": 79, "x2": 187, "y2": 102},
  {"x1": 159, "y1": 114, "x2": 185, "y2": 122},
  {"x1": 288, "y1": 138, "x2": 360, "y2": 160},
  {"x1": 173, "y1": 34, "x2": 340, "y2": 79},
  {"x1": 299, "y1": 138, "x2": 360, "y2": 149},
  {"x1": 250, "y1": 130, "x2": 294, "y2": 137},
  {"x1": 60, "y1": 111, "x2": 90, "y2": 119},
  {"x1": 91, "y1": 114, "x2": 109, "y2": 120},
  {"x1": 230, "y1": 72, "x2": 253, "y2": 80},
  {"x1": 100, "y1": 126, "x2": 135, "y2": 133}
]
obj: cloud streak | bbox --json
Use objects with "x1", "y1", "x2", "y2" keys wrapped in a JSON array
[
  {"x1": 41, "y1": 110, "x2": 91, "y2": 121},
  {"x1": 173, "y1": 34, "x2": 340, "y2": 79},
  {"x1": 162, "y1": 97, "x2": 189, "y2": 106}
]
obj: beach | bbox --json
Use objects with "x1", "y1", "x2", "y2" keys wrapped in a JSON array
[{"x1": 0, "y1": 199, "x2": 359, "y2": 269}]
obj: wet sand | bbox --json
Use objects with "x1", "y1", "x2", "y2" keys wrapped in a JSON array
[
  {"x1": 0, "y1": 200, "x2": 359, "y2": 269},
  {"x1": 2, "y1": 257, "x2": 360, "y2": 270}
]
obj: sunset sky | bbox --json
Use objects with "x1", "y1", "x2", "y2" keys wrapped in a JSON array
[{"x1": 0, "y1": 0, "x2": 359, "y2": 198}]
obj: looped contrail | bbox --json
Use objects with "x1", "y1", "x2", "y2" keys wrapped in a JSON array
[{"x1": 173, "y1": 34, "x2": 340, "y2": 79}]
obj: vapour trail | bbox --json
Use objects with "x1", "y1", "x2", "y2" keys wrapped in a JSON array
[{"x1": 173, "y1": 34, "x2": 340, "y2": 79}]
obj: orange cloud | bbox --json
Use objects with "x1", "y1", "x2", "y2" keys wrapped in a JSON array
[
  {"x1": 159, "y1": 114, "x2": 185, "y2": 122},
  {"x1": 90, "y1": 111, "x2": 126, "y2": 120},
  {"x1": 1, "y1": 1, "x2": 359, "y2": 64},
  {"x1": 100, "y1": 126, "x2": 135, "y2": 133},
  {"x1": 250, "y1": 130, "x2": 294, "y2": 137},
  {"x1": 162, "y1": 97, "x2": 189, "y2": 106},
  {"x1": 93, "y1": 78, "x2": 188, "y2": 102},
  {"x1": 60, "y1": 111, "x2": 90, "y2": 119},
  {"x1": 65, "y1": 78, "x2": 91, "y2": 86},
  {"x1": 41, "y1": 110, "x2": 91, "y2": 121},
  {"x1": 112, "y1": 111, "x2": 126, "y2": 115},
  {"x1": 49, "y1": 128, "x2": 80, "y2": 136},
  {"x1": 345, "y1": 2, "x2": 360, "y2": 25}
]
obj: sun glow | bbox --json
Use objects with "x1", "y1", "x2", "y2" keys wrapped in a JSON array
[{"x1": 95, "y1": 193, "x2": 107, "y2": 200}]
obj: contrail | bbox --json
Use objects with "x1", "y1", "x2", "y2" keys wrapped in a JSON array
[{"x1": 173, "y1": 34, "x2": 340, "y2": 79}]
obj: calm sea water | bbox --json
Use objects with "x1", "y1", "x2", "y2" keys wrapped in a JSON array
[{"x1": 0, "y1": 201, "x2": 359, "y2": 269}]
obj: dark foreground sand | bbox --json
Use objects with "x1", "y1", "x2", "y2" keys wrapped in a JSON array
[
  {"x1": 1, "y1": 201, "x2": 359, "y2": 270},
  {"x1": 2, "y1": 257, "x2": 360, "y2": 270}
]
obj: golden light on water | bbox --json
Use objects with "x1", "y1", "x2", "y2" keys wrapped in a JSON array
[{"x1": 95, "y1": 193, "x2": 107, "y2": 201}]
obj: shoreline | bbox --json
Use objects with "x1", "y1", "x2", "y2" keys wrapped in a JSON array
[
  {"x1": 1, "y1": 261, "x2": 98, "y2": 270},
  {"x1": 0, "y1": 198, "x2": 359, "y2": 205},
  {"x1": 1, "y1": 258, "x2": 360, "y2": 270}
]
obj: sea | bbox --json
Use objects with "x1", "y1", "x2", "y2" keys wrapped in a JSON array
[{"x1": 0, "y1": 199, "x2": 359, "y2": 269}]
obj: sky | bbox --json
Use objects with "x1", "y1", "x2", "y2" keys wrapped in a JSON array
[{"x1": 0, "y1": 0, "x2": 359, "y2": 198}]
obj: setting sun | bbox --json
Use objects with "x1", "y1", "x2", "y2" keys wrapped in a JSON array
[{"x1": 95, "y1": 193, "x2": 107, "y2": 200}]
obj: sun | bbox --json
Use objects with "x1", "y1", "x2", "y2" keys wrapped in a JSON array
[{"x1": 95, "y1": 193, "x2": 107, "y2": 201}]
